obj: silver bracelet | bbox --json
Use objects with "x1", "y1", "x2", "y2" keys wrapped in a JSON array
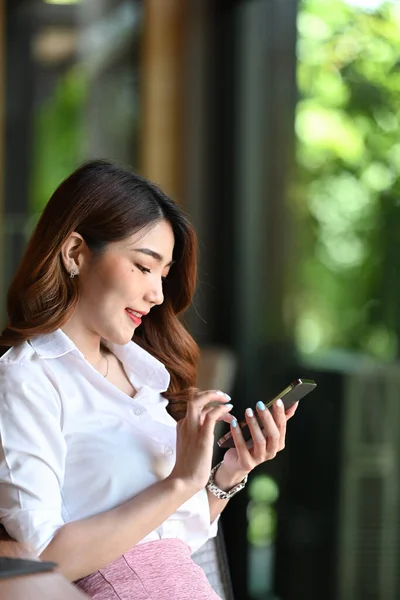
[{"x1": 206, "y1": 461, "x2": 248, "y2": 500}]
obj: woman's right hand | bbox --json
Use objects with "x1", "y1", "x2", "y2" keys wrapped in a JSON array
[{"x1": 168, "y1": 390, "x2": 234, "y2": 494}]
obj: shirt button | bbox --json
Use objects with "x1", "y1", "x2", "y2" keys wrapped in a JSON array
[
  {"x1": 164, "y1": 447, "x2": 174, "y2": 456},
  {"x1": 133, "y1": 408, "x2": 143, "y2": 416}
]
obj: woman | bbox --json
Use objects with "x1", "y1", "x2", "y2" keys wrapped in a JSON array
[{"x1": 0, "y1": 160, "x2": 297, "y2": 599}]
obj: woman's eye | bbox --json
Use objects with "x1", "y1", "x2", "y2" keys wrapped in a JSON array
[{"x1": 136, "y1": 265, "x2": 151, "y2": 274}]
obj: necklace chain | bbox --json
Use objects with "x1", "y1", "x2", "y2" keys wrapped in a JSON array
[{"x1": 101, "y1": 351, "x2": 109, "y2": 379}]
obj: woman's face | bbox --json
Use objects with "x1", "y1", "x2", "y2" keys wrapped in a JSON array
[{"x1": 72, "y1": 219, "x2": 175, "y2": 345}]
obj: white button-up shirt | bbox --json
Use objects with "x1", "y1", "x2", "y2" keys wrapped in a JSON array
[{"x1": 0, "y1": 329, "x2": 218, "y2": 555}]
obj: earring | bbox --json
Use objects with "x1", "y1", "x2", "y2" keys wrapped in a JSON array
[{"x1": 70, "y1": 269, "x2": 78, "y2": 279}]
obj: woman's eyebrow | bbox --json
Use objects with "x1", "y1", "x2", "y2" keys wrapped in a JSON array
[{"x1": 133, "y1": 248, "x2": 175, "y2": 267}]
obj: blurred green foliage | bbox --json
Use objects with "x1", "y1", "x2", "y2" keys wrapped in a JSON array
[
  {"x1": 292, "y1": 0, "x2": 400, "y2": 359},
  {"x1": 30, "y1": 66, "x2": 87, "y2": 214},
  {"x1": 247, "y1": 474, "x2": 279, "y2": 546},
  {"x1": 249, "y1": 473, "x2": 279, "y2": 504},
  {"x1": 248, "y1": 503, "x2": 277, "y2": 547}
]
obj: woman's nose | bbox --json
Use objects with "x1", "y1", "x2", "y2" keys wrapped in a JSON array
[{"x1": 146, "y1": 278, "x2": 164, "y2": 306}]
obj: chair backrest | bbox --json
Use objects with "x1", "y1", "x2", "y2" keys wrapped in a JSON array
[
  {"x1": 197, "y1": 345, "x2": 237, "y2": 394},
  {"x1": 192, "y1": 346, "x2": 237, "y2": 600},
  {"x1": 192, "y1": 530, "x2": 234, "y2": 600}
]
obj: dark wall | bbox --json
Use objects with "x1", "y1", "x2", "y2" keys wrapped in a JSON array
[
  {"x1": 187, "y1": 1, "x2": 346, "y2": 599},
  {"x1": 193, "y1": 0, "x2": 302, "y2": 598},
  {"x1": 4, "y1": 1, "x2": 35, "y2": 289}
]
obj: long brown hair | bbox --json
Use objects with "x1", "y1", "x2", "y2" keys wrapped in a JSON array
[{"x1": 0, "y1": 160, "x2": 199, "y2": 420}]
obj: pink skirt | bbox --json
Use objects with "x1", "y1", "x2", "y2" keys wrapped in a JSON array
[{"x1": 74, "y1": 538, "x2": 222, "y2": 600}]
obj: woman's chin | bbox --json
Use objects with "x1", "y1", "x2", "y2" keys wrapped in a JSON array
[
  {"x1": 104, "y1": 327, "x2": 136, "y2": 347},
  {"x1": 119, "y1": 329, "x2": 136, "y2": 344}
]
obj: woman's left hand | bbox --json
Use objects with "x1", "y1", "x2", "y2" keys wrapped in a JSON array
[{"x1": 216, "y1": 400, "x2": 298, "y2": 489}]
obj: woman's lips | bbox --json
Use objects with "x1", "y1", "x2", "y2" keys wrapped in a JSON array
[{"x1": 125, "y1": 308, "x2": 142, "y2": 326}]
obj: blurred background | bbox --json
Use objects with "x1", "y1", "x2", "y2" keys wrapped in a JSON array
[{"x1": 1, "y1": 0, "x2": 400, "y2": 599}]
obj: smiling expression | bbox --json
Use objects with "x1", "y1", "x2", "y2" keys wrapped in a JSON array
[{"x1": 70, "y1": 219, "x2": 175, "y2": 345}]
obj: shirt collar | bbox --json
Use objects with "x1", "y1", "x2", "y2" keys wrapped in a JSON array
[
  {"x1": 29, "y1": 329, "x2": 79, "y2": 358},
  {"x1": 104, "y1": 339, "x2": 170, "y2": 394},
  {"x1": 29, "y1": 329, "x2": 170, "y2": 394}
]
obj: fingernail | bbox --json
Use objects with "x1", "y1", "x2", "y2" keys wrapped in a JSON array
[
  {"x1": 256, "y1": 401, "x2": 266, "y2": 411},
  {"x1": 276, "y1": 399, "x2": 283, "y2": 408},
  {"x1": 231, "y1": 418, "x2": 238, "y2": 428},
  {"x1": 215, "y1": 391, "x2": 231, "y2": 401},
  {"x1": 246, "y1": 408, "x2": 254, "y2": 417},
  {"x1": 226, "y1": 403, "x2": 233, "y2": 410}
]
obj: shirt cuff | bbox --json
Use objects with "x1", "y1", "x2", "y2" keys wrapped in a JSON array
[{"x1": 209, "y1": 513, "x2": 220, "y2": 539}]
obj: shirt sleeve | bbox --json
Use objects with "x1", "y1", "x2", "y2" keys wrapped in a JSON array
[
  {"x1": 179, "y1": 488, "x2": 220, "y2": 555},
  {"x1": 209, "y1": 514, "x2": 220, "y2": 539},
  {"x1": 0, "y1": 361, "x2": 67, "y2": 554}
]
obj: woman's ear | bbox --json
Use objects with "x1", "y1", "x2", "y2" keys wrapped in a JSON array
[{"x1": 60, "y1": 232, "x2": 88, "y2": 277}]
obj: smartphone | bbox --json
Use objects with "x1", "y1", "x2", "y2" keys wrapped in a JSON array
[
  {"x1": 217, "y1": 378, "x2": 317, "y2": 449},
  {"x1": 0, "y1": 557, "x2": 57, "y2": 579}
]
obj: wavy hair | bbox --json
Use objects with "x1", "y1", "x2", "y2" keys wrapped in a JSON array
[{"x1": 0, "y1": 160, "x2": 199, "y2": 420}]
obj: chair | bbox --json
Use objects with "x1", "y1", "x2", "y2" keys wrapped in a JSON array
[{"x1": 192, "y1": 345, "x2": 237, "y2": 600}]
